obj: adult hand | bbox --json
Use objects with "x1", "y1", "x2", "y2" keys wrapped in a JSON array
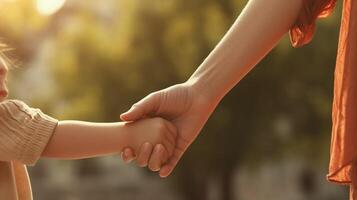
[
  {"x1": 119, "y1": 0, "x2": 305, "y2": 178},
  {"x1": 120, "y1": 82, "x2": 218, "y2": 177}
]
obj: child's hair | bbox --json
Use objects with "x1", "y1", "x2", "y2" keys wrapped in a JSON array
[{"x1": 0, "y1": 42, "x2": 14, "y2": 69}]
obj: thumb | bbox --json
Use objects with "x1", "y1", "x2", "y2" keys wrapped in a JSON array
[
  {"x1": 120, "y1": 105, "x2": 141, "y2": 121},
  {"x1": 120, "y1": 92, "x2": 160, "y2": 122}
]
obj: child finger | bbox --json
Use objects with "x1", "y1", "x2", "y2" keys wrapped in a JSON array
[
  {"x1": 121, "y1": 148, "x2": 136, "y2": 163},
  {"x1": 148, "y1": 144, "x2": 166, "y2": 172},
  {"x1": 136, "y1": 142, "x2": 153, "y2": 167}
]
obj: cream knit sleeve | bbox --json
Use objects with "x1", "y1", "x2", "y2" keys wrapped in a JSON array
[{"x1": 0, "y1": 100, "x2": 58, "y2": 166}]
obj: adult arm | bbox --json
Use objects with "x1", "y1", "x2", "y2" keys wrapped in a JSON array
[
  {"x1": 121, "y1": 0, "x2": 305, "y2": 177},
  {"x1": 188, "y1": 0, "x2": 304, "y2": 103}
]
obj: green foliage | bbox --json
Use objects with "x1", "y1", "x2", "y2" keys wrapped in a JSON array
[{"x1": 0, "y1": 0, "x2": 343, "y2": 199}]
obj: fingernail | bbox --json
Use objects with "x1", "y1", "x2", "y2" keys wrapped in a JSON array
[
  {"x1": 160, "y1": 168, "x2": 170, "y2": 178},
  {"x1": 124, "y1": 150, "x2": 129, "y2": 157}
]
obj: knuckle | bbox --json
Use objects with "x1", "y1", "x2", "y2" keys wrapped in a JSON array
[
  {"x1": 156, "y1": 145, "x2": 165, "y2": 155},
  {"x1": 147, "y1": 93, "x2": 155, "y2": 99},
  {"x1": 132, "y1": 103, "x2": 140, "y2": 108},
  {"x1": 155, "y1": 119, "x2": 167, "y2": 133},
  {"x1": 150, "y1": 91, "x2": 160, "y2": 98},
  {"x1": 146, "y1": 92, "x2": 158, "y2": 102},
  {"x1": 155, "y1": 117, "x2": 165, "y2": 124}
]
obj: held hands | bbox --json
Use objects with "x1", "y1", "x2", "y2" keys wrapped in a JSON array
[
  {"x1": 120, "y1": 82, "x2": 218, "y2": 177},
  {"x1": 122, "y1": 117, "x2": 177, "y2": 171}
]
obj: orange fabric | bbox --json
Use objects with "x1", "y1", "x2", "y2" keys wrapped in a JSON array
[
  {"x1": 329, "y1": 0, "x2": 357, "y2": 191},
  {"x1": 289, "y1": 0, "x2": 337, "y2": 47},
  {"x1": 290, "y1": 0, "x2": 357, "y2": 198}
]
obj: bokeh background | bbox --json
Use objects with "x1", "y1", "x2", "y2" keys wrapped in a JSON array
[{"x1": 0, "y1": 0, "x2": 349, "y2": 199}]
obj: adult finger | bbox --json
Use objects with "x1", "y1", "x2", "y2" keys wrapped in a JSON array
[
  {"x1": 158, "y1": 148, "x2": 184, "y2": 178},
  {"x1": 158, "y1": 136, "x2": 190, "y2": 178},
  {"x1": 120, "y1": 92, "x2": 161, "y2": 122},
  {"x1": 136, "y1": 142, "x2": 154, "y2": 167},
  {"x1": 148, "y1": 144, "x2": 167, "y2": 172}
]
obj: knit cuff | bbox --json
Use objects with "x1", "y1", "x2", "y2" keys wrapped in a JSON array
[
  {"x1": 7, "y1": 100, "x2": 59, "y2": 166},
  {"x1": 20, "y1": 114, "x2": 58, "y2": 166}
]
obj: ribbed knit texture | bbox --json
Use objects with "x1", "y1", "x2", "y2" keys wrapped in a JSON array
[{"x1": 0, "y1": 99, "x2": 58, "y2": 200}]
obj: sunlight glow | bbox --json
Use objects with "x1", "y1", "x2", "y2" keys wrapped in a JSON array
[{"x1": 36, "y1": 0, "x2": 66, "y2": 16}]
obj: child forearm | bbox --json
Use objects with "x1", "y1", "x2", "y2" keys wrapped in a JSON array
[
  {"x1": 188, "y1": 0, "x2": 303, "y2": 103},
  {"x1": 41, "y1": 121, "x2": 129, "y2": 159}
]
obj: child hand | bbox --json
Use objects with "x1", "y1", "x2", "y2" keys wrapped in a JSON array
[{"x1": 122, "y1": 117, "x2": 177, "y2": 171}]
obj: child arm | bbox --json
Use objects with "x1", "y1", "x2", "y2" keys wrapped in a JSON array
[
  {"x1": 0, "y1": 100, "x2": 176, "y2": 168},
  {"x1": 41, "y1": 121, "x2": 129, "y2": 159},
  {"x1": 42, "y1": 118, "x2": 176, "y2": 164}
]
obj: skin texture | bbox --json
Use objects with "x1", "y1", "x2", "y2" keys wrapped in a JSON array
[
  {"x1": 42, "y1": 118, "x2": 177, "y2": 167},
  {"x1": 120, "y1": 0, "x2": 304, "y2": 178}
]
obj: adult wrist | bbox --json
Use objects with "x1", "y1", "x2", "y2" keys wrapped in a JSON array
[
  {"x1": 185, "y1": 76, "x2": 223, "y2": 109},
  {"x1": 187, "y1": 74, "x2": 225, "y2": 104}
]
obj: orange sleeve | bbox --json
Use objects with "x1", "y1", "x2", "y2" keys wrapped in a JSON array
[{"x1": 289, "y1": 0, "x2": 337, "y2": 47}]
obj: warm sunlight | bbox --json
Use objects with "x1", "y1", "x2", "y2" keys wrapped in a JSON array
[{"x1": 36, "y1": 0, "x2": 66, "y2": 16}]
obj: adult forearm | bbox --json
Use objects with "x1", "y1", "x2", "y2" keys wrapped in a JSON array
[
  {"x1": 42, "y1": 121, "x2": 128, "y2": 159},
  {"x1": 188, "y1": 0, "x2": 303, "y2": 104}
]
